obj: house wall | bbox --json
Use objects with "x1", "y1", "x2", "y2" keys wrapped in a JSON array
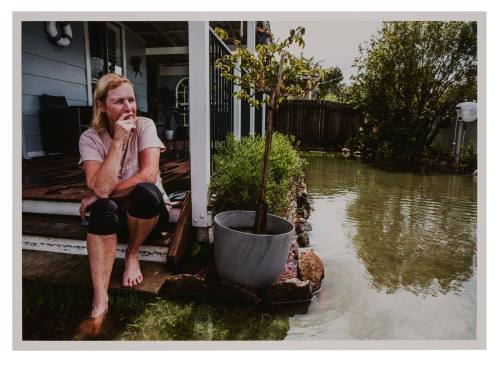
[
  {"x1": 22, "y1": 21, "x2": 88, "y2": 156},
  {"x1": 124, "y1": 28, "x2": 148, "y2": 113},
  {"x1": 21, "y1": 22, "x2": 150, "y2": 157}
]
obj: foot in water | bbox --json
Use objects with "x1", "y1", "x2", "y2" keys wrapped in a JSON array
[
  {"x1": 75, "y1": 306, "x2": 109, "y2": 340},
  {"x1": 122, "y1": 254, "x2": 143, "y2": 287}
]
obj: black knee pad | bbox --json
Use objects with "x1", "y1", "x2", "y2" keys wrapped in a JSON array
[
  {"x1": 128, "y1": 183, "x2": 163, "y2": 219},
  {"x1": 88, "y1": 198, "x2": 120, "y2": 235}
]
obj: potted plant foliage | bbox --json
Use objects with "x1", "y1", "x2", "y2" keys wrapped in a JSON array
[{"x1": 212, "y1": 26, "x2": 322, "y2": 288}]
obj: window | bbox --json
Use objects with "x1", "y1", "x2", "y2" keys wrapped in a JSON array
[
  {"x1": 88, "y1": 22, "x2": 124, "y2": 93},
  {"x1": 176, "y1": 77, "x2": 189, "y2": 126}
]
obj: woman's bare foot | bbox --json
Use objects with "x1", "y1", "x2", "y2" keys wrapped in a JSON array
[
  {"x1": 75, "y1": 299, "x2": 109, "y2": 340},
  {"x1": 122, "y1": 254, "x2": 143, "y2": 287}
]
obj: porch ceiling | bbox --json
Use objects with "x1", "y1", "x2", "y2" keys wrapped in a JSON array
[
  {"x1": 123, "y1": 21, "x2": 248, "y2": 66},
  {"x1": 123, "y1": 21, "x2": 189, "y2": 47}
]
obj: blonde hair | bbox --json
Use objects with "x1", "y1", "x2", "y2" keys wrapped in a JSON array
[{"x1": 91, "y1": 74, "x2": 135, "y2": 133}]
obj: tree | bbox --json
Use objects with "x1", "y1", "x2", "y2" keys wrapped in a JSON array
[
  {"x1": 350, "y1": 21, "x2": 477, "y2": 166},
  {"x1": 317, "y1": 66, "x2": 343, "y2": 100},
  {"x1": 215, "y1": 26, "x2": 322, "y2": 233}
]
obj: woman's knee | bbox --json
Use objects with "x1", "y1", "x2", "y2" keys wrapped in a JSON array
[
  {"x1": 88, "y1": 198, "x2": 120, "y2": 235},
  {"x1": 128, "y1": 183, "x2": 162, "y2": 219}
]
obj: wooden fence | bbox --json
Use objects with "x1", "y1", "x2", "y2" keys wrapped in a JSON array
[{"x1": 274, "y1": 100, "x2": 363, "y2": 150}]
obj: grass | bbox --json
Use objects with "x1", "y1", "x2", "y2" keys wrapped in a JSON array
[{"x1": 22, "y1": 280, "x2": 290, "y2": 341}]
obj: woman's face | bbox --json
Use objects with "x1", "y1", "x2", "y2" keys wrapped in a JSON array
[{"x1": 101, "y1": 83, "x2": 137, "y2": 124}]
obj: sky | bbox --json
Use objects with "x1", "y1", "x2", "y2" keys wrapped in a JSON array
[{"x1": 270, "y1": 21, "x2": 383, "y2": 84}]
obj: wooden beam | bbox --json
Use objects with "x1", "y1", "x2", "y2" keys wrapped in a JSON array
[
  {"x1": 118, "y1": 22, "x2": 147, "y2": 44},
  {"x1": 150, "y1": 22, "x2": 176, "y2": 45},
  {"x1": 167, "y1": 192, "x2": 192, "y2": 268},
  {"x1": 136, "y1": 30, "x2": 186, "y2": 36},
  {"x1": 146, "y1": 46, "x2": 188, "y2": 55},
  {"x1": 159, "y1": 65, "x2": 189, "y2": 76}
]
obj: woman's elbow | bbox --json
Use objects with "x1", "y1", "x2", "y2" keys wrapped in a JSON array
[
  {"x1": 142, "y1": 170, "x2": 158, "y2": 184},
  {"x1": 145, "y1": 173, "x2": 157, "y2": 184}
]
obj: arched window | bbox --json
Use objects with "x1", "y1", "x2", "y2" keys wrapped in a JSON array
[{"x1": 176, "y1": 77, "x2": 189, "y2": 126}]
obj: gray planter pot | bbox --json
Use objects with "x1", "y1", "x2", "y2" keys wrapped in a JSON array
[{"x1": 214, "y1": 210, "x2": 294, "y2": 289}]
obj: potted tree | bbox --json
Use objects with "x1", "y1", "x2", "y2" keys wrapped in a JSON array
[{"x1": 212, "y1": 26, "x2": 322, "y2": 288}]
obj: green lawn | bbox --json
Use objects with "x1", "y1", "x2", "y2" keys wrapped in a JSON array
[{"x1": 22, "y1": 280, "x2": 290, "y2": 341}]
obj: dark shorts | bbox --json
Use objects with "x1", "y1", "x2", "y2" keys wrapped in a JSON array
[{"x1": 87, "y1": 182, "x2": 169, "y2": 241}]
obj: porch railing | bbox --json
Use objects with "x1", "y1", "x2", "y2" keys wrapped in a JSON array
[{"x1": 209, "y1": 28, "x2": 234, "y2": 152}]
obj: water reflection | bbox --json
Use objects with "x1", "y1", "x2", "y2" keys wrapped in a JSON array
[
  {"x1": 285, "y1": 156, "x2": 477, "y2": 340},
  {"x1": 306, "y1": 156, "x2": 477, "y2": 296}
]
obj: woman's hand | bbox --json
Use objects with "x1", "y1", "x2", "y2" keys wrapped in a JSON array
[
  {"x1": 80, "y1": 194, "x2": 99, "y2": 221},
  {"x1": 113, "y1": 113, "x2": 137, "y2": 144}
]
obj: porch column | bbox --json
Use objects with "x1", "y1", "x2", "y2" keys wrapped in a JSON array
[
  {"x1": 188, "y1": 21, "x2": 210, "y2": 228},
  {"x1": 233, "y1": 60, "x2": 241, "y2": 140},
  {"x1": 247, "y1": 21, "x2": 256, "y2": 135}
]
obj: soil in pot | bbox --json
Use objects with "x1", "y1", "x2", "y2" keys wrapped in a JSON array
[{"x1": 229, "y1": 226, "x2": 276, "y2": 235}]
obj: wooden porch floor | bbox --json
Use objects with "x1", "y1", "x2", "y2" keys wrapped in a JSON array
[
  {"x1": 22, "y1": 152, "x2": 191, "y2": 202},
  {"x1": 22, "y1": 151, "x2": 193, "y2": 262}
]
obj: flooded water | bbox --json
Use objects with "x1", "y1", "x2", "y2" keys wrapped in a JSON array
[{"x1": 285, "y1": 156, "x2": 477, "y2": 340}]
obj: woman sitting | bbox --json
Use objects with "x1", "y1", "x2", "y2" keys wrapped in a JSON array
[{"x1": 77, "y1": 73, "x2": 170, "y2": 338}]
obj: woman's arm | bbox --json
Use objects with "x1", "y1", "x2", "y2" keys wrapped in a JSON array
[
  {"x1": 110, "y1": 147, "x2": 161, "y2": 198},
  {"x1": 83, "y1": 140, "x2": 124, "y2": 198},
  {"x1": 83, "y1": 114, "x2": 136, "y2": 198}
]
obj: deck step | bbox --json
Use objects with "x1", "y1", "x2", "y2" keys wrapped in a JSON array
[
  {"x1": 22, "y1": 250, "x2": 173, "y2": 295},
  {"x1": 22, "y1": 213, "x2": 172, "y2": 263},
  {"x1": 22, "y1": 213, "x2": 174, "y2": 246},
  {"x1": 22, "y1": 235, "x2": 169, "y2": 263},
  {"x1": 22, "y1": 199, "x2": 182, "y2": 223}
]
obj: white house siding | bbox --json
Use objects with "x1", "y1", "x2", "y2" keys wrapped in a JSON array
[
  {"x1": 22, "y1": 22, "x2": 88, "y2": 156},
  {"x1": 124, "y1": 28, "x2": 148, "y2": 113}
]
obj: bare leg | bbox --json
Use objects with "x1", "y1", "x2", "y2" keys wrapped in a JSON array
[
  {"x1": 76, "y1": 233, "x2": 117, "y2": 339},
  {"x1": 122, "y1": 214, "x2": 159, "y2": 287},
  {"x1": 87, "y1": 233, "x2": 117, "y2": 316}
]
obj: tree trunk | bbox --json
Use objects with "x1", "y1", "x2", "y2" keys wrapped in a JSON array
[{"x1": 253, "y1": 53, "x2": 285, "y2": 234}]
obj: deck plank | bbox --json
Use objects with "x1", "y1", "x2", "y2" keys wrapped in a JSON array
[{"x1": 23, "y1": 154, "x2": 190, "y2": 202}]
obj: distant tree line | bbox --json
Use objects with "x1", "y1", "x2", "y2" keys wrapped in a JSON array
[
  {"x1": 310, "y1": 21, "x2": 476, "y2": 170},
  {"x1": 346, "y1": 21, "x2": 477, "y2": 168}
]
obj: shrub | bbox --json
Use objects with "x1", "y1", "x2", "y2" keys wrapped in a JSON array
[
  {"x1": 350, "y1": 21, "x2": 477, "y2": 168},
  {"x1": 457, "y1": 141, "x2": 477, "y2": 174},
  {"x1": 210, "y1": 133, "x2": 303, "y2": 216}
]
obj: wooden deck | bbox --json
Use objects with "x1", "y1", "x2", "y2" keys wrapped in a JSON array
[
  {"x1": 22, "y1": 151, "x2": 193, "y2": 266},
  {"x1": 22, "y1": 152, "x2": 190, "y2": 202}
]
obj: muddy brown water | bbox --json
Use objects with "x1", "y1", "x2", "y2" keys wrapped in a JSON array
[{"x1": 285, "y1": 156, "x2": 477, "y2": 340}]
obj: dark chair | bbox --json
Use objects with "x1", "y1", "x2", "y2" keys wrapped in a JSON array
[
  {"x1": 168, "y1": 108, "x2": 189, "y2": 155},
  {"x1": 174, "y1": 125, "x2": 189, "y2": 153},
  {"x1": 39, "y1": 94, "x2": 93, "y2": 155}
]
